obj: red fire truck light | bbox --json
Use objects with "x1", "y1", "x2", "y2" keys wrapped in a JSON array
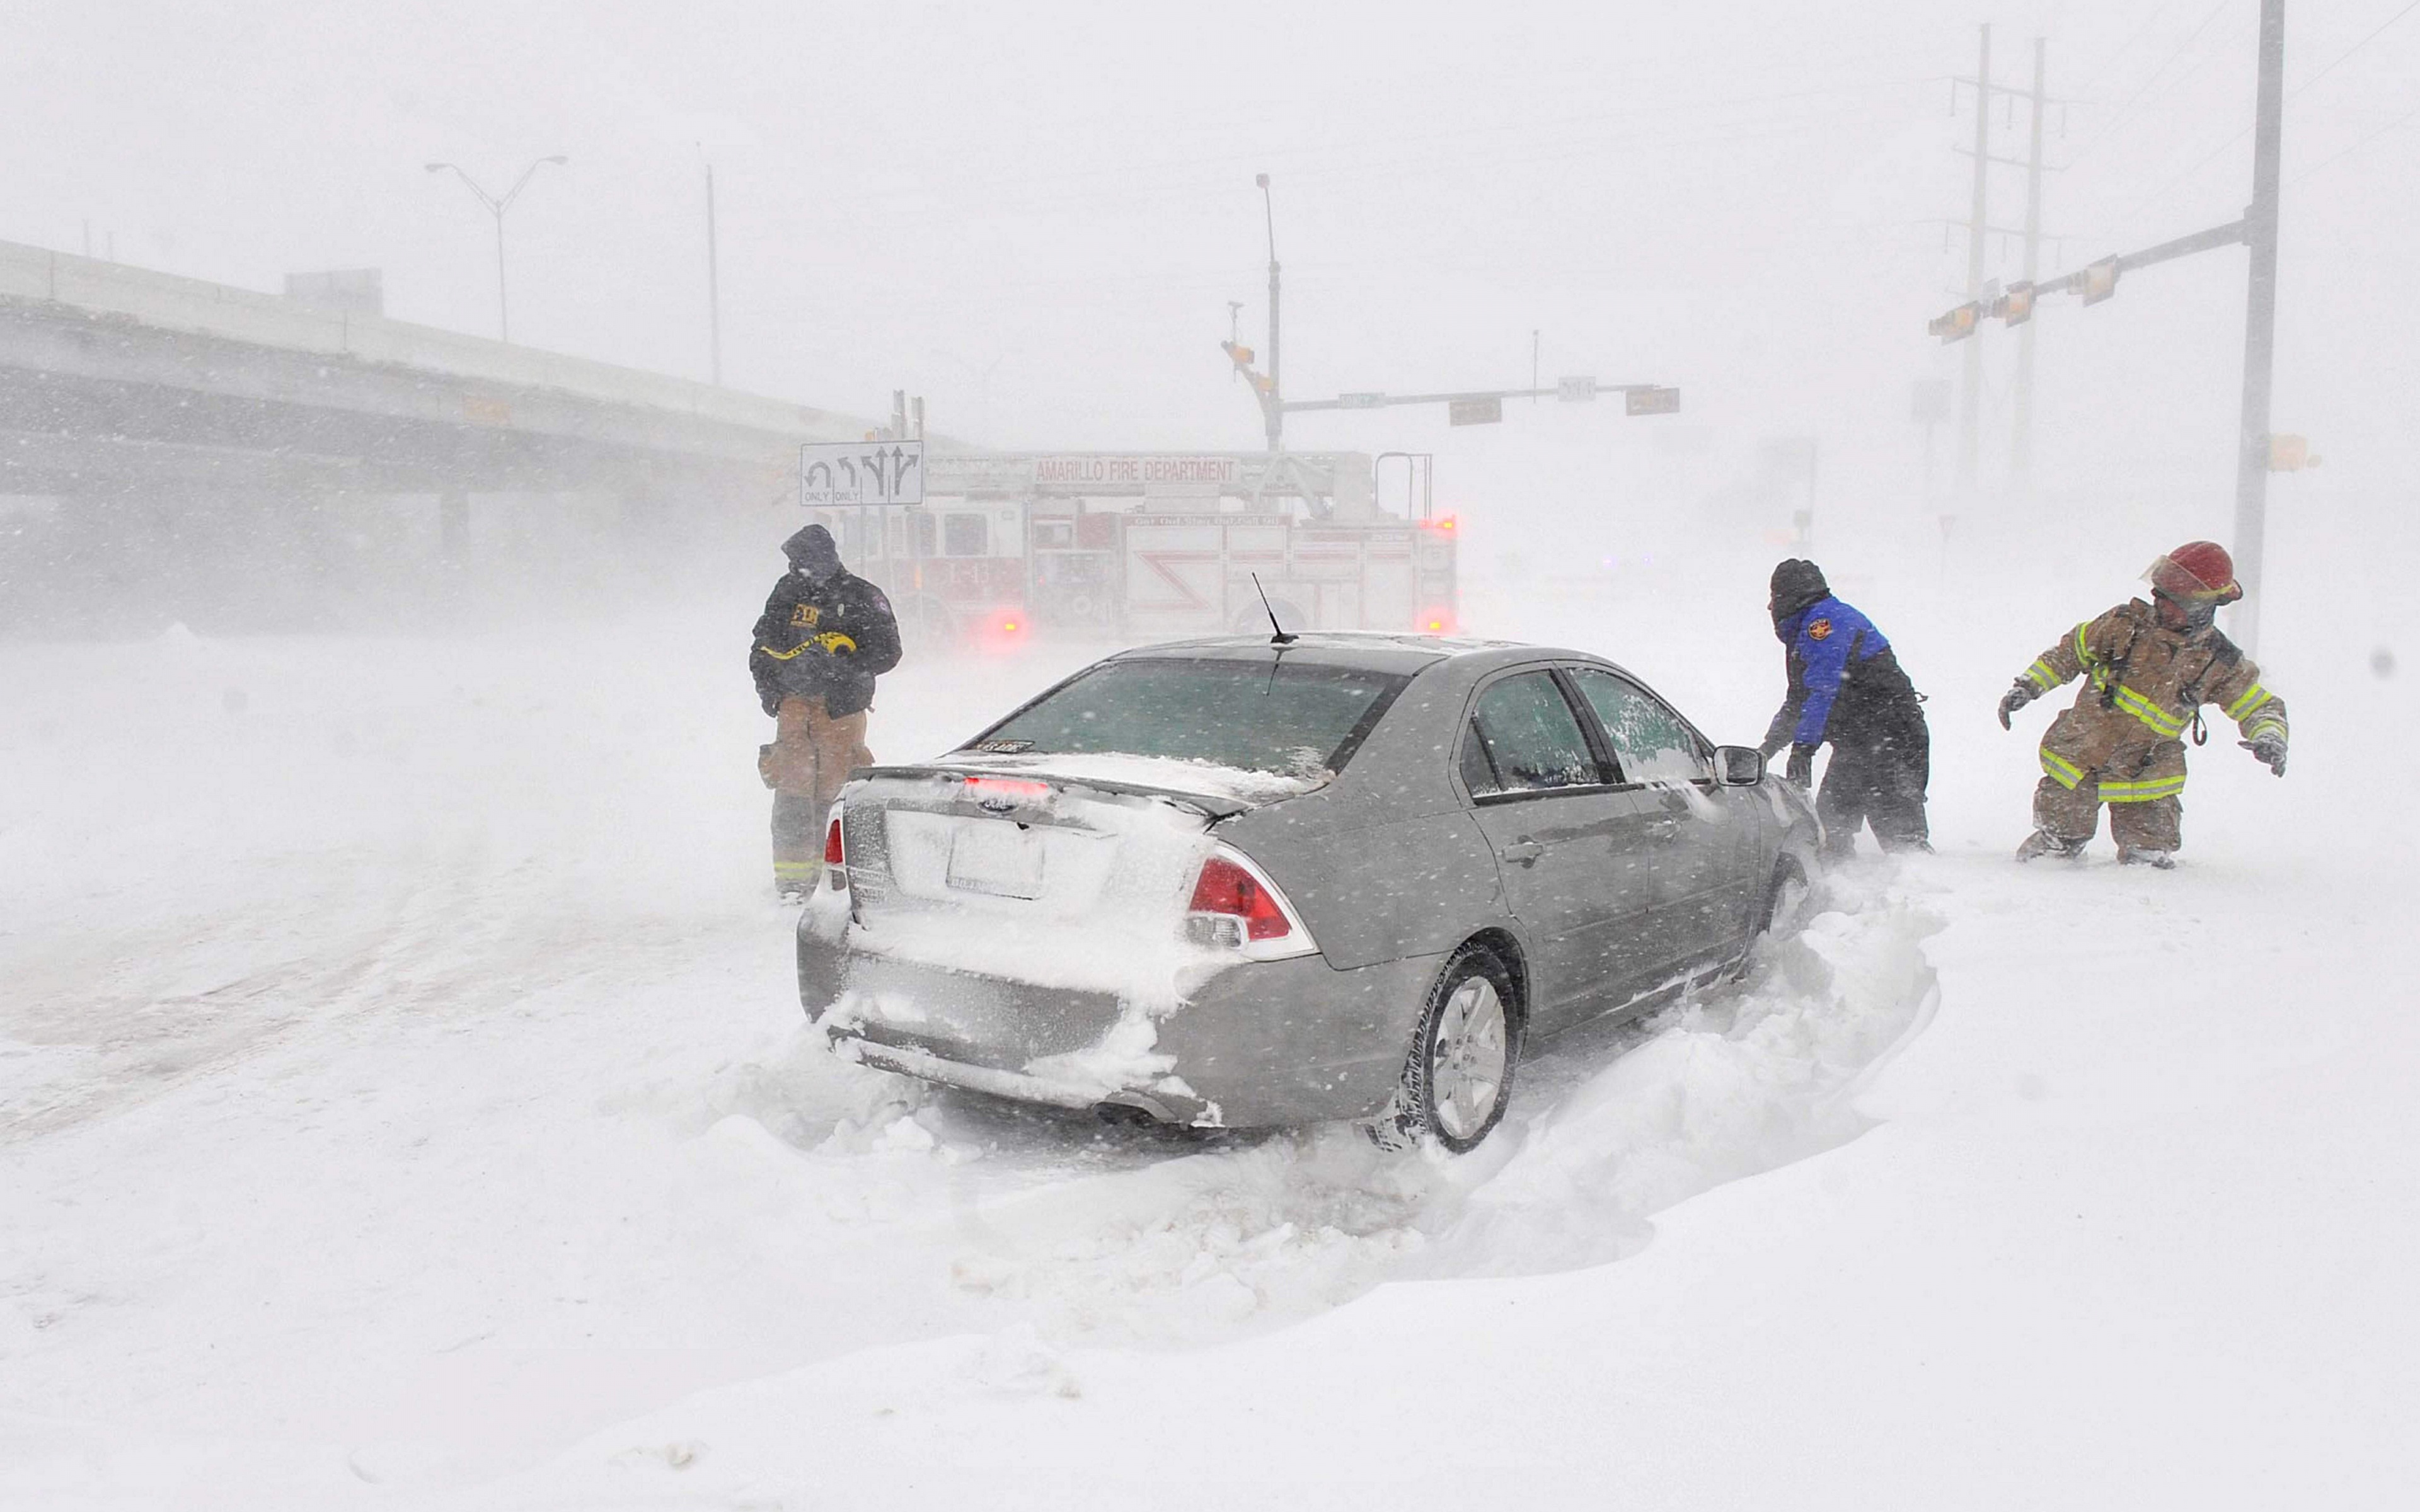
[
  {"x1": 1420, "y1": 609, "x2": 1456, "y2": 634},
  {"x1": 1426, "y1": 515, "x2": 1458, "y2": 532}
]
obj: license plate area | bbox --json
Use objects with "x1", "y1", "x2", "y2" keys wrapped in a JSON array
[{"x1": 946, "y1": 820, "x2": 1046, "y2": 898}]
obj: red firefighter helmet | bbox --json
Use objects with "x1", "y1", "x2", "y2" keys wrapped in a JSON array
[{"x1": 2144, "y1": 541, "x2": 2243, "y2": 604}]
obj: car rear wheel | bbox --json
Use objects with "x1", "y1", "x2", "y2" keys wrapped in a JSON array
[{"x1": 1369, "y1": 944, "x2": 1520, "y2": 1154}]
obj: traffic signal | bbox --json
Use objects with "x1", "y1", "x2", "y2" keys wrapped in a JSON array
[
  {"x1": 1928, "y1": 302, "x2": 1980, "y2": 343},
  {"x1": 2000, "y1": 282, "x2": 2036, "y2": 326},
  {"x1": 2081, "y1": 257, "x2": 2119, "y2": 306},
  {"x1": 2267, "y1": 433, "x2": 2320, "y2": 472}
]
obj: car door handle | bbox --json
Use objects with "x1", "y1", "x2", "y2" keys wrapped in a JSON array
[{"x1": 1500, "y1": 838, "x2": 1545, "y2": 866}]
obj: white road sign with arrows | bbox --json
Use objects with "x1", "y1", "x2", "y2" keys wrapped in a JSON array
[{"x1": 800, "y1": 440, "x2": 926, "y2": 507}]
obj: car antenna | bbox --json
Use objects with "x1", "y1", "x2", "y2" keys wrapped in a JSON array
[{"x1": 1252, "y1": 572, "x2": 1298, "y2": 646}]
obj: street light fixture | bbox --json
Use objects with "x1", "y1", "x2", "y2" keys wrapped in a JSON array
[{"x1": 424, "y1": 154, "x2": 569, "y2": 343}]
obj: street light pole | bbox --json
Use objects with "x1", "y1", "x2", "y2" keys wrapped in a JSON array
[
  {"x1": 705, "y1": 161, "x2": 723, "y2": 386},
  {"x1": 424, "y1": 154, "x2": 569, "y2": 343},
  {"x1": 2232, "y1": 0, "x2": 2286, "y2": 656},
  {"x1": 1257, "y1": 172, "x2": 1281, "y2": 452}
]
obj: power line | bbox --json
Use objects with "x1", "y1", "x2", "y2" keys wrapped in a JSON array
[
  {"x1": 2066, "y1": 0, "x2": 2235, "y2": 167},
  {"x1": 2288, "y1": 98, "x2": 2420, "y2": 181},
  {"x1": 2289, "y1": 0, "x2": 2420, "y2": 100},
  {"x1": 2117, "y1": 122, "x2": 2252, "y2": 228},
  {"x1": 2111, "y1": 1, "x2": 2420, "y2": 229},
  {"x1": 2070, "y1": 0, "x2": 2188, "y2": 104}
]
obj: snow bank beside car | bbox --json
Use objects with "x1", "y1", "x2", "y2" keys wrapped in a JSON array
[
  {"x1": 439, "y1": 872, "x2": 1945, "y2": 1507},
  {"x1": 628, "y1": 868, "x2": 1944, "y2": 1378}
]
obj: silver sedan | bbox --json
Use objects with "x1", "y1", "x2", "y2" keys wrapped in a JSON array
[{"x1": 798, "y1": 634, "x2": 1819, "y2": 1152}]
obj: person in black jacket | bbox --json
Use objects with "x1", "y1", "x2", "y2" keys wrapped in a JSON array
[
  {"x1": 751, "y1": 524, "x2": 902, "y2": 896},
  {"x1": 1756, "y1": 558, "x2": 1931, "y2": 859}
]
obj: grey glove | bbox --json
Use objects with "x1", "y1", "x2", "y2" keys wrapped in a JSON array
[
  {"x1": 1997, "y1": 680, "x2": 2038, "y2": 731},
  {"x1": 1784, "y1": 743, "x2": 1816, "y2": 789},
  {"x1": 2240, "y1": 730, "x2": 2287, "y2": 777}
]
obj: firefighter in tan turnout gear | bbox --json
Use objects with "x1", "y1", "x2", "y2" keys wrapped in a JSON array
[
  {"x1": 751, "y1": 525, "x2": 902, "y2": 898},
  {"x1": 1997, "y1": 541, "x2": 2288, "y2": 868}
]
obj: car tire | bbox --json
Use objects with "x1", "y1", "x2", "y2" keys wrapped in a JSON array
[
  {"x1": 1368, "y1": 943, "x2": 1521, "y2": 1154},
  {"x1": 1731, "y1": 854, "x2": 1811, "y2": 980}
]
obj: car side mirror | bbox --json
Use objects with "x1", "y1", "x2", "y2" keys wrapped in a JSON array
[{"x1": 1714, "y1": 746, "x2": 1764, "y2": 786}]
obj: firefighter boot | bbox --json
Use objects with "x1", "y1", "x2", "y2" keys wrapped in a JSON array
[
  {"x1": 2015, "y1": 828, "x2": 2088, "y2": 863},
  {"x1": 771, "y1": 791, "x2": 824, "y2": 899},
  {"x1": 2118, "y1": 845, "x2": 2177, "y2": 870}
]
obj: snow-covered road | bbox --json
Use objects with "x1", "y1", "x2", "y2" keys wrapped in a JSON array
[{"x1": 4, "y1": 561, "x2": 2413, "y2": 1509}]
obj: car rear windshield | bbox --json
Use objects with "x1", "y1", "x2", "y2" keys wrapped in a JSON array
[{"x1": 969, "y1": 657, "x2": 1410, "y2": 776}]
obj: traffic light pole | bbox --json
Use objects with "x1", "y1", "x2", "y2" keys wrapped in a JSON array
[
  {"x1": 1281, "y1": 383, "x2": 1673, "y2": 415},
  {"x1": 2232, "y1": 0, "x2": 2286, "y2": 656},
  {"x1": 1926, "y1": 3, "x2": 2291, "y2": 656}
]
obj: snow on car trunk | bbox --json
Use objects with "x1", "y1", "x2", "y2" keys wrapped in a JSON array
[
  {"x1": 818, "y1": 767, "x2": 1244, "y2": 1000},
  {"x1": 810, "y1": 761, "x2": 1318, "y2": 1114}
]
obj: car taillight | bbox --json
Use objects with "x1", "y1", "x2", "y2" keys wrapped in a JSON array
[
  {"x1": 823, "y1": 811, "x2": 847, "y2": 890},
  {"x1": 1187, "y1": 854, "x2": 1291, "y2": 944}
]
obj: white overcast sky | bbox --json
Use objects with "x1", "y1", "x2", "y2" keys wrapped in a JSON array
[{"x1": 3, "y1": 0, "x2": 2409, "y2": 547}]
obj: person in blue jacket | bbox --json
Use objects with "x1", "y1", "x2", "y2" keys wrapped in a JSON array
[{"x1": 1757, "y1": 559, "x2": 1931, "y2": 858}]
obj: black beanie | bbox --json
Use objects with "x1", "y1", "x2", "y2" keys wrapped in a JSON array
[{"x1": 1768, "y1": 559, "x2": 1829, "y2": 621}]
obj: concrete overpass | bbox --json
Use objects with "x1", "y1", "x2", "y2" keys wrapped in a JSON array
[{"x1": 0, "y1": 240, "x2": 873, "y2": 542}]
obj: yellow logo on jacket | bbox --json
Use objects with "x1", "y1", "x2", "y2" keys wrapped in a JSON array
[
  {"x1": 788, "y1": 604, "x2": 822, "y2": 629},
  {"x1": 1807, "y1": 618, "x2": 1833, "y2": 641}
]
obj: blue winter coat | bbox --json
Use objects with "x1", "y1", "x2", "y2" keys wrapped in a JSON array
[{"x1": 1761, "y1": 596, "x2": 1921, "y2": 753}]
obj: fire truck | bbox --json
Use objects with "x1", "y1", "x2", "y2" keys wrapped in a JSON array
[{"x1": 800, "y1": 450, "x2": 1458, "y2": 646}]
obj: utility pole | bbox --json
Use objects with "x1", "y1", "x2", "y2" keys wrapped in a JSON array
[
  {"x1": 2233, "y1": 0, "x2": 2286, "y2": 655},
  {"x1": 2012, "y1": 36, "x2": 2046, "y2": 487},
  {"x1": 1959, "y1": 23, "x2": 1992, "y2": 489},
  {"x1": 705, "y1": 163, "x2": 724, "y2": 385}
]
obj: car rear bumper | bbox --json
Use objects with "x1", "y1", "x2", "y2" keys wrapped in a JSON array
[{"x1": 801, "y1": 924, "x2": 1436, "y2": 1129}]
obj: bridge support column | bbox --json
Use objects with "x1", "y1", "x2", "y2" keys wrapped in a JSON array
[{"x1": 438, "y1": 489, "x2": 470, "y2": 565}]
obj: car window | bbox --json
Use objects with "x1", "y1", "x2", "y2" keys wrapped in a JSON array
[
  {"x1": 1468, "y1": 672, "x2": 1601, "y2": 795},
  {"x1": 971, "y1": 657, "x2": 1409, "y2": 776},
  {"x1": 1568, "y1": 668, "x2": 1710, "y2": 783},
  {"x1": 1458, "y1": 721, "x2": 1499, "y2": 794}
]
